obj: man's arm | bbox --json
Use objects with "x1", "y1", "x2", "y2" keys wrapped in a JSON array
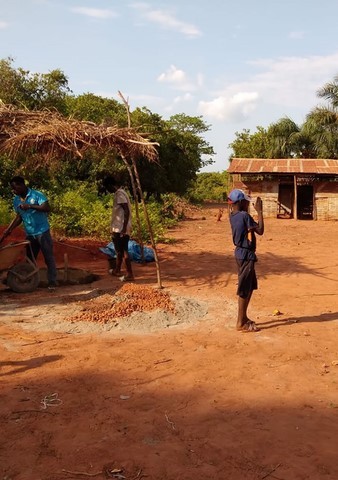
[
  {"x1": 19, "y1": 201, "x2": 51, "y2": 213},
  {"x1": 0, "y1": 214, "x2": 23, "y2": 243},
  {"x1": 120, "y1": 203, "x2": 130, "y2": 235},
  {"x1": 253, "y1": 197, "x2": 264, "y2": 235}
]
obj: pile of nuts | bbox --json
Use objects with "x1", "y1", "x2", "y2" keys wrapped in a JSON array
[{"x1": 68, "y1": 283, "x2": 175, "y2": 324}]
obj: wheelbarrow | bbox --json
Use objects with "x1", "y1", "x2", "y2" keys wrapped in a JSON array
[{"x1": 0, "y1": 241, "x2": 40, "y2": 293}]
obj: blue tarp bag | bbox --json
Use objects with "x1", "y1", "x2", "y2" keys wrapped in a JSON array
[{"x1": 100, "y1": 240, "x2": 155, "y2": 263}]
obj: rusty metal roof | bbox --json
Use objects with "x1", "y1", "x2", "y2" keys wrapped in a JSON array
[{"x1": 228, "y1": 158, "x2": 338, "y2": 174}]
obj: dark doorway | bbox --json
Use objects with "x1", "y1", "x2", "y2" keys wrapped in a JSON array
[
  {"x1": 278, "y1": 184, "x2": 293, "y2": 218},
  {"x1": 297, "y1": 185, "x2": 313, "y2": 219}
]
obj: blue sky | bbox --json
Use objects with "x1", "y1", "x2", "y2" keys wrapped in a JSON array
[{"x1": 1, "y1": 0, "x2": 338, "y2": 172}]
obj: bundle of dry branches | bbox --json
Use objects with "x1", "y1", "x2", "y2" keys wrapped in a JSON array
[{"x1": 0, "y1": 103, "x2": 159, "y2": 164}]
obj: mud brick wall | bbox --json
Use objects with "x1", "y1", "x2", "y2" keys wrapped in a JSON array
[
  {"x1": 240, "y1": 180, "x2": 279, "y2": 218},
  {"x1": 315, "y1": 182, "x2": 338, "y2": 220},
  {"x1": 231, "y1": 175, "x2": 338, "y2": 220}
]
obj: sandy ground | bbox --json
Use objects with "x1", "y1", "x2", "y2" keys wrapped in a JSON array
[{"x1": 1, "y1": 204, "x2": 338, "y2": 480}]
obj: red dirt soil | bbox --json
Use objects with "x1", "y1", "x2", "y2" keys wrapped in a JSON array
[{"x1": 1, "y1": 204, "x2": 338, "y2": 480}]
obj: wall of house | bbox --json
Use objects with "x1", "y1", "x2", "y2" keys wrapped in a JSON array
[
  {"x1": 240, "y1": 180, "x2": 280, "y2": 218},
  {"x1": 314, "y1": 182, "x2": 338, "y2": 220},
  {"x1": 237, "y1": 178, "x2": 338, "y2": 220}
]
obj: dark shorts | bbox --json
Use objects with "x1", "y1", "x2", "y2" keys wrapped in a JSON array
[
  {"x1": 236, "y1": 258, "x2": 257, "y2": 298},
  {"x1": 112, "y1": 233, "x2": 130, "y2": 255}
]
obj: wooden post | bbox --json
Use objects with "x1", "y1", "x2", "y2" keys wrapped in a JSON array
[
  {"x1": 118, "y1": 90, "x2": 162, "y2": 288},
  {"x1": 293, "y1": 175, "x2": 298, "y2": 220},
  {"x1": 63, "y1": 253, "x2": 68, "y2": 283},
  {"x1": 121, "y1": 155, "x2": 145, "y2": 262},
  {"x1": 130, "y1": 158, "x2": 162, "y2": 288}
]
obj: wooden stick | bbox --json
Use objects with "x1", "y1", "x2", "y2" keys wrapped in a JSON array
[
  {"x1": 12, "y1": 409, "x2": 55, "y2": 415},
  {"x1": 61, "y1": 469, "x2": 102, "y2": 477},
  {"x1": 261, "y1": 463, "x2": 282, "y2": 480},
  {"x1": 54, "y1": 240, "x2": 90, "y2": 251}
]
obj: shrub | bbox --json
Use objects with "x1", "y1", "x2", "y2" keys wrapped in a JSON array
[
  {"x1": 0, "y1": 197, "x2": 14, "y2": 226},
  {"x1": 48, "y1": 185, "x2": 180, "y2": 243},
  {"x1": 49, "y1": 186, "x2": 110, "y2": 239}
]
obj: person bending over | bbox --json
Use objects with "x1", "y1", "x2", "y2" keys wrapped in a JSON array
[{"x1": 0, "y1": 176, "x2": 57, "y2": 290}]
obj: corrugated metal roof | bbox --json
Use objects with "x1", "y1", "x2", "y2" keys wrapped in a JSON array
[{"x1": 228, "y1": 158, "x2": 338, "y2": 174}]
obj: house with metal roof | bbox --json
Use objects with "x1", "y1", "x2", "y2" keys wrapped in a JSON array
[{"x1": 227, "y1": 159, "x2": 338, "y2": 220}]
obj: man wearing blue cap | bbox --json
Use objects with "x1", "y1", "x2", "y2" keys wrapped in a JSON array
[{"x1": 228, "y1": 189, "x2": 264, "y2": 332}]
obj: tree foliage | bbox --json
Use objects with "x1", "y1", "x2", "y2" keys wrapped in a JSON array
[
  {"x1": 0, "y1": 58, "x2": 215, "y2": 198},
  {"x1": 187, "y1": 171, "x2": 230, "y2": 202},
  {"x1": 0, "y1": 57, "x2": 71, "y2": 114},
  {"x1": 228, "y1": 127, "x2": 271, "y2": 159}
]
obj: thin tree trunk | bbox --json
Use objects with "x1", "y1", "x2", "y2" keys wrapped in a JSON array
[
  {"x1": 121, "y1": 155, "x2": 144, "y2": 262},
  {"x1": 131, "y1": 157, "x2": 163, "y2": 289},
  {"x1": 118, "y1": 90, "x2": 162, "y2": 287}
]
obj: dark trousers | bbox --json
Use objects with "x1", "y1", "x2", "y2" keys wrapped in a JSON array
[
  {"x1": 112, "y1": 233, "x2": 130, "y2": 254},
  {"x1": 236, "y1": 258, "x2": 257, "y2": 298},
  {"x1": 26, "y1": 230, "x2": 57, "y2": 285}
]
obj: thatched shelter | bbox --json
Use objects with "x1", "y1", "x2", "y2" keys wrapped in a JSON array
[
  {"x1": 0, "y1": 103, "x2": 163, "y2": 287},
  {"x1": 0, "y1": 103, "x2": 158, "y2": 163}
]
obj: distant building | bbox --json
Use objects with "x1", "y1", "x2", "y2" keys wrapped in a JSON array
[{"x1": 227, "y1": 158, "x2": 338, "y2": 220}]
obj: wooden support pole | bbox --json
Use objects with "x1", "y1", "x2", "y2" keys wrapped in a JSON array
[
  {"x1": 293, "y1": 175, "x2": 298, "y2": 220},
  {"x1": 118, "y1": 90, "x2": 162, "y2": 288}
]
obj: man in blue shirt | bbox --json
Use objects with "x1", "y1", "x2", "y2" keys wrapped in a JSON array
[
  {"x1": 0, "y1": 176, "x2": 57, "y2": 289},
  {"x1": 228, "y1": 189, "x2": 264, "y2": 332}
]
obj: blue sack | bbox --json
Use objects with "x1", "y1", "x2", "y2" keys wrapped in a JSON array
[{"x1": 100, "y1": 240, "x2": 155, "y2": 263}]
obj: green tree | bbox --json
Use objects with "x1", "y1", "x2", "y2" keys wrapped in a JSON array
[
  {"x1": 267, "y1": 117, "x2": 315, "y2": 158},
  {"x1": 0, "y1": 57, "x2": 71, "y2": 113},
  {"x1": 228, "y1": 126, "x2": 271, "y2": 158},
  {"x1": 130, "y1": 110, "x2": 215, "y2": 198},
  {"x1": 301, "y1": 74, "x2": 338, "y2": 158},
  {"x1": 302, "y1": 107, "x2": 338, "y2": 158},
  {"x1": 66, "y1": 93, "x2": 126, "y2": 125},
  {"x1": 187, "y1": 171, "x2": 230, "y2": 202},
  {"x1": 317, "y1": 74, "x2": 338, "y2": 109}
]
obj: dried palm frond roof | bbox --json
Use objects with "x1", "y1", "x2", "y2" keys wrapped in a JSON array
[{"x1": 0, "y1": 103, "x2": 159, "y2": 163}]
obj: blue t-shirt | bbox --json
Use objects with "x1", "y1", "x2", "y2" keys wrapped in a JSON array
[
  {"x1": 230, "y1": 210, "x2": 258, "y2": 260},
  {"x1": 13, "y1": 188, "x2": 50, "y2": 236}
]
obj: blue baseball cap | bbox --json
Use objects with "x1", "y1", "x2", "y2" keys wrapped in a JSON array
[{"x1": 228, "y1": 189, "x2": 252, "y2": 204}]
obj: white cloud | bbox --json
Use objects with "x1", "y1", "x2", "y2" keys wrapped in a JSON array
[
  {"x1": 289, "y1": 31, "x2": 305, "y2": 40},
  {"x1": 198, "y1": 92, "x2": 259, "y2": 121},
  {"x1": 173, "y1": 93, "x2": 194, "y2": 104},
  {"x1": 157, "y1": 65, "x2": 203, "y2": 91},
  {"x1": 70, "y1": 7, "x2": 118, "y2": 19},
  {"x1": 0, "y1": 21, "x2": 9, "y2": 29},
  {"x1": 158, "y1": 65, "x2": 186, "y2": 84},
  {"x1": 199, "y1": 52, "x2": 338, "y2": 122},
  {"x1": 247, "y1": 52, "x2": 338, "y2": 107},
  {"x1": 130, "y1": 3, "x2": 201, "y2": 38}
]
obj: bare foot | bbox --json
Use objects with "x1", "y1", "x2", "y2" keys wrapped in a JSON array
[{"x1": 237, "y1": 321, "x2": 260, "y2": 332}]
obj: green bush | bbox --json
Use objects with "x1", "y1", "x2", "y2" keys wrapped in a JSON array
[
  {"x1": 187, "y1": 171, "x2": 230, "y2": 202},
  {"x1": 49, "y1": 186, "x2": 111, "y2": 239},
  {"x1": 132, "y1": 201, "x2": 167, "y2": 243},
  {"x1": 0, "y1": 197, "x2": 14, "y2": 226},
  {"x1": 48, "y1": 185, "x2": 180, "y2": 243}
]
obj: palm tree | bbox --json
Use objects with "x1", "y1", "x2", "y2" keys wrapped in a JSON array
[
  {"x1": 302, "y1": 107, "x2": 338, "y2": 159},
  {"x1": 317, "y1": 74, "x2": 338, "y2": 109},
  {"x1": 267, "y1": 117, "x2": 313, "y2": 158}
]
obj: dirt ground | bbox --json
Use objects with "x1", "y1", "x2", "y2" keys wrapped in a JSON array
[{"x1": 1, "y1": 204, "x2": 338, "y2": 480}]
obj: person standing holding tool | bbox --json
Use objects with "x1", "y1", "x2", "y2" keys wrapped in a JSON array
[
  {"x1": 103, "y1": 176, "x2": 134, "y2": 282},
  {"x1": 0, "y1": 176, "x2": 58, "y2": 290}
]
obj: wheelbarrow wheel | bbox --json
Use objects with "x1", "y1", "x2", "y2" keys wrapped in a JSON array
[{"x1": 7, "y1": 262, "x2": 40, "y2": 293}]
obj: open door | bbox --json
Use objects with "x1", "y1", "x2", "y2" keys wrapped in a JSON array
[
  {"x1": 278, "y1": 184, "x2": 293, "y2": 218},
  {"x1": 297, "y1": 185, "x2": 313, "y2": 219}
]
